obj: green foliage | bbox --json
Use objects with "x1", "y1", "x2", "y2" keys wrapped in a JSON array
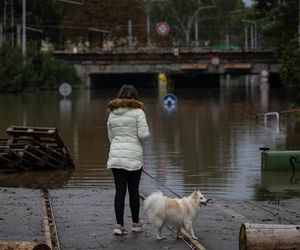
[
  {"x1": 0, "y1": 44, "x2": 81, "y2": 93},
  {"x1": 253, "y1": 0, "x2": 299, "y2": 55},
  {"x1": 281, "y1": 38, "x2": 300, "y2": 105},
  {"x1": 31, "y1": 52, "x2": 81, "y2": 90},
  {"x1": 252, "y1": 0, "x2": 300, "y2": 105},
  {"x1": 11, "y1": 0, "x2": 63, "y2": 44},
  {"x1": 0, "y1": 44, "x2": 33, "y2": 92},
  {"x1": 149, "y1": 0, "x2": 248, "y2": 47}
]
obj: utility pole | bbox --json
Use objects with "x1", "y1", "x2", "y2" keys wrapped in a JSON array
[
  {"x1": 194, "y1": 15, "x2": 199, "y2": 46},
  {"x1": 298, "y1": 0, "x2": 300, "y2": 47},
  {"x1": 244, "y1": 26, "x2": 248, "y2": 50},
  {"x1": 145, "y1": 0, "x2": 161, "y2": 47},
  {"x1": 22, "y1": 0, "x2": 26, "y2": 57},
  {"x1": 192, "y1": 5, "x2": 215, "y2": 47},
  {"x1": 146, "y1": 0, "x2": 151, "y2": 46},
  {"x1": 3, "y1": 0, "x2": 14, "y2": 45},
  {"x1": 128, "y1": 20, "x2": 133, "y2": 49}
]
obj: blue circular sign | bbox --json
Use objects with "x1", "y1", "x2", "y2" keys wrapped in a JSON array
[{"x1": 163, "y1": 93, "x2": 177, "y2": 115}]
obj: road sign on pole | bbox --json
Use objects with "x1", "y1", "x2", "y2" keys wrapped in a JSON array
[
  {"x1": 156, "y1": 22, "x2": 170, "y2": 36},
  {"x1": 163, "y1": 93, "x2": 177, "y2": 115},
  {"x1": 59, "y1": 83, "x2": 72, "y2": 97}
]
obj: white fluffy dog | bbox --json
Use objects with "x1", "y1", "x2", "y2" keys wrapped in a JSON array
[{"x1": 144, "y1": 190, "x2": 208, "y2": 240}]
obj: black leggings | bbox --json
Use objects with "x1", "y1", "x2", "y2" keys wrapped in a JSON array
[{"x1": 111, "y1": 168, "x2": 142, "y2": 226}]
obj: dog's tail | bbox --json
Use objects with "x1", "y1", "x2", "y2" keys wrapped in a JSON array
[{"x1": 144, "y1": 191, "x2": 166, "y2": 221}]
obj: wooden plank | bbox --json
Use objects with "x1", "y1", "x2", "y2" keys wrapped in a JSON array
[
  {"x1": 31, "y1": 141, "x2": 70, "y2": 163},
  {"x1": 0, "y1": 153, "x2": 26, "y2": 170},
  {"x1": 6, "y1": 126, "x2": 57, "y2": 138},
  {"x1": 0, "y1": 138, "x2": 8, "y2": 145},
  {"x1": 2, "y1": 126, "x2": 74, "y2": 171},
  {"x1": 8, "y1": 149, "x2": 33, "y2": 168},
  {"x1": 0, "y1": 241, "x2": 50, "y2": 250},
  {"x1": 26, "y1": 144, "x2": 65, "y2": 168},
  {"x1": 23, "y1": 148, "x2": 59, "y2": 170}
]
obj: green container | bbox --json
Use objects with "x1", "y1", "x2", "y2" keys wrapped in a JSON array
[
  {"x1": 261, "y1": 151, "x2": 300, "y2": 171},
  {"x1": 261, "y1": 171, "x2": 300, "y2": 191}
]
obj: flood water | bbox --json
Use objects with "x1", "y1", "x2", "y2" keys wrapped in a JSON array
[{"x1": 1, "y1": 75, "x2": 300, "y2": 200}]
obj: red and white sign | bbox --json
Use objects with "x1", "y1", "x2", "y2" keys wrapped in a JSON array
[
  {"x1": 156, "y1": 22, "x2": 170, "y2": 36},
  {"x1": 211, "y1": 56, "x2": 220, "y2": 66}
]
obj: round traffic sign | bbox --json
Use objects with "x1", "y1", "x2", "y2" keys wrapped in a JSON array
[
  {"x1": 59, "y1": 83, "x2": 72, "y2": 97},
  {"x1": 261, "y1": 70, "x2": 269, "y2": 77},
  {"x1": 163, "y1": 93, "x2": 177, "y2": 115},
  {"x1": 156, "y1": 22, "x2": 170, "y2": 36}
]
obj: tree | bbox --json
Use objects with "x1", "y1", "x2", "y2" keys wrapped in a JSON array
[
  {"x1": 149, "y1": 0, "x2": 247, "y2": 47},
  {"x1": 252, "y1": 0, "x2": 300, "y2": 104},
  {"x1": 0, "y1": 0, "x2": 63, "y2": 47},
  {"x1": 0, "y1": 43, "x2": 33, "y2": 92},
  {"x1": 59, "y1": 0, "x2": 146, "y2": 49},
  {"x1": 0, "y1": 43, "x2": 81, "y2": 92},
  {"x1": 252, "y1": 0, "x2": 299, "y2": 56}
]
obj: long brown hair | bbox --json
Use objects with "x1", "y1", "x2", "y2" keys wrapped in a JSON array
[{"x1": 117, "y1": 84, "x2": 139, "y2": 100}]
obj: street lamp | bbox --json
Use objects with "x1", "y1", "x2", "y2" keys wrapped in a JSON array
[
  {"x1": 194, "y1": 5, "x2": 215, "y2": 46},
  {"x1": 168, "y1": 3, "x2": 215, "y2": 46}
]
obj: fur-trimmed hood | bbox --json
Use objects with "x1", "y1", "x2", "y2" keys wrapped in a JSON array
[{"x1": 108, "y1": 98, "x2": 145, "y2": 112}]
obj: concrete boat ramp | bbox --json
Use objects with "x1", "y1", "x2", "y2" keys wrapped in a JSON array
[{"x1": 0, "y1": 186, "x2": 300, "y2": 250}]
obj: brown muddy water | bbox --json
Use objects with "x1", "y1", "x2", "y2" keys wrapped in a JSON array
[{"x1": 1, "y1": 75, "x2": 300, "y2": 200}]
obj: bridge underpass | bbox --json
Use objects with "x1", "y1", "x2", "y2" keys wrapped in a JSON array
[
  {"x1": 90, "y1": 73, "x2": 157, "y2": 88},
  {"x1": 55, "y1": 50, "x2": 282, "y2": 88},
  {"x1": 89, "y1": 72, "x2": 281, "y2": 88}
]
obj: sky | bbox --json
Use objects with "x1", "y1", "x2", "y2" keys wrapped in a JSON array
[{"x1": 243, "y1": 0, "x2": 253, "y2": 6}]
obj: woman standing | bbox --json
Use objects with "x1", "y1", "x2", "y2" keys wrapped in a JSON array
[{"x1": 107, "y1": 85, "x2": 150, "y2": 235}]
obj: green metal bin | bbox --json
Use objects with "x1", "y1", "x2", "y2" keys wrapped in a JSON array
[{"x1": 261, "y1": 151, "x2": 300, "y2": 171}]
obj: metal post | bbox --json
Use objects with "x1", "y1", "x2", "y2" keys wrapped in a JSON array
[
  {"x1": 245, "y1": 26, "x2": 248, "y2": 50},
  {"x1": 11, "y1": 0, "x2": 14, "y2": 46},
  {"x1": 146, "y1": 8, "x2": 151, "y2": 46},
  {"x1": 128, "y1": 19, "x2": 132, "y2": 49},
  {"x1": 226, "y1": 33, "x2": 229, "y2": 50},
  {"x1": 254, "y1": 21, "x2": 257, "y2": 49},
  {"x1": 195, "y1": 15, "x2": 199, "y2": 46},
  {"x1": 3, "y1": 0, "x2": 7, "y2": 42},
  {"x1": 0, "y1": 24, "x2": 3, "y2": 44},
  {"x1": 250, "y1": 24, "x2": 254, "y2": 49},
  {"x1": 298, "y1": 0, "x2": 300, "y2": 47},
  {"x1": 22, "y1": 0, "x2": 26, "y2": 57},
  {"x1": 16, "y1": 24, "x2": 21, "y2": 46}
]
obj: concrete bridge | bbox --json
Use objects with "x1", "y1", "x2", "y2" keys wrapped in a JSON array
[{"x1": 54, "y1": 49, "x2": 281, "y2": 87}]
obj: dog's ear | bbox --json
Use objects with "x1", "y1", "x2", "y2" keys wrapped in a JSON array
[{"x1": 191, "y1": 190, "x2": 198, "y2": 198}]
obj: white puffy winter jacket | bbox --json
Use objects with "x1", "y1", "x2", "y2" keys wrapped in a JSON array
[{"x1": 107, "y1": 98, "x2": 150, "y2": 171}]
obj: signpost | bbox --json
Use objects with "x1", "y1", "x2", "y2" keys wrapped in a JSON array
[
  {"x1": 260, "y1": 69, "x2": 269, "y2": 83},
  {"x1": 163, "y1": 93, "x2": 177, "y2": 115},
  {"x1": 59, "y1": 83, "x2": 72, "y2": 98},
  {"x1": 156, "y1": 22, "x2": 170, "y2": 36}
]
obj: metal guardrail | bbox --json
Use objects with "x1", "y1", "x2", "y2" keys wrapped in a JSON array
[{"x1": 255, "y1": 109, "x2": 300, "y2": 132}]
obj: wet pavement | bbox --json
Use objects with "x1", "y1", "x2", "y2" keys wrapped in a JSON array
[{"x1": 0, "y1": 186, "x2": 300, "y2": 250}]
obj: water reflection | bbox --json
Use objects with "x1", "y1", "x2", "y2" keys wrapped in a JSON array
[
  {"x1": 0, "y1": 170, "x2": 73, "y2": 189},
  {"x1": 1, "y1": 75, "x2": 300, "y2": 200}
]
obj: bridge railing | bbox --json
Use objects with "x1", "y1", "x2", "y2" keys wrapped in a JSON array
[{"x1": 57, "y1": 45, "x2": 275, "y2": 54}]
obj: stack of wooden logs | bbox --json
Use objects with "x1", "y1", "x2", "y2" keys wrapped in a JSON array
[{"x1": 0, "y1": 126, "x2": 74, "y2": 172}]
